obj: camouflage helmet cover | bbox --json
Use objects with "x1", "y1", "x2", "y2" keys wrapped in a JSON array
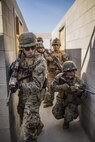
[
  {"x1": 63, "y1": 61, "x2": 77, "y2": 72},
  {"x1": 37, "y1": 37, "x2": 43, "y2": 43},
  {"x1": 52, "y1": 38, "x2": 61, "y2": 46},
  {"x1": 19, "y1": 32, "x2": 37, "y2": 48},
  {"x1": 36, "y1": 41, "x2": 44, "y2": 48}
]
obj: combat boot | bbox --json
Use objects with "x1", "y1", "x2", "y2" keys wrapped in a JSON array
[{"x1": 63, "y1": 121, "x2": 69, "y2": 129}]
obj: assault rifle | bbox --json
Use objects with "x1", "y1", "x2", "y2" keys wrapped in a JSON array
[
  {"x1": 18, "y1": 60, "x2": 41, "y2": 81},
  {"x1": 6, "y1": 90, "x2": 12, "y2": 106},
  {"x1": 6, "y1": 50, "x2": 22, "y2": 106},
  {"x1": 45, "y1": 49, "x2": 63, "y2": 72},
  {"x1": 6, "y1": 59, "x2": 41, "y2": 106},
  {"x1": 59, "y1": 76, "x2": 86, "y2": 103},
  {"x1": 59, "y1": 76, "x2": 95, "y2": 95}
]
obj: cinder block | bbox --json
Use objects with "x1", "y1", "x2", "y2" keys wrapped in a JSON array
[
  {"x1": 2, "y1": 0, "x2": 13, "y2": 15},
  {"x1": 0, "y1": 16, "x2": 3, "y2": 33},
  {"x1": 90, "y1": 49, "x2": 95, "y2": 62},
  {"x1": 0, "y1": 2, "x2": 2, "y2": 16},
  {"x1": 0, "y1": 35, "x2": 4, "y2": 50},
  {"x1": 0, "y1": 129, "x2": 10, "y2": 142},
  {"x1": 4, "y1": 35, "x2": 15, "y2": 51},
  {"x1": 84, "y1": 0, "x2": 95, "y2": 12},
  {"x1": 81, "y1": 48, "x2": 91, "y2": 73},
  {"x1": 81, "y1": 105, "x2": 95, "y2": 142},
  {"x1": 86, "y1": 72, "x2": 95, "y2": 91},
  {"x1": 91, "y1": 61, "x2": 95, "y2": 75},
  {"x1": 0, "y1": 68, "x2": 7, "y2": 84},
  {"x1": 79, "y1": 7, "x2": 95, "y2": 27},
  {"x1": 0, "y1": 114, "x2": 10, "y2": 129},
  {"x1": 0, "y1": 51, "x2": 6, "y2": 67},
  {"x1": 0, "y1": 99, "x2": 9, "y2": 115},
  {"x1": 3, "y1": 35, "x2": 11, "y2": 51},
  {"x1": 5, "y1": 51, "x2": 16, "y2": 65},
  {"x1": 85, "y1": 97, "x2": 95, "y2": 115},
  {"x1": 0, "y1": 84, "x2": 7, "y2": 99}
]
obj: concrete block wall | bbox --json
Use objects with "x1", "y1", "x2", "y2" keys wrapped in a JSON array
[
  {"x1": 0, "y1": 0, "x2": 28, "y2": 141},
  {"x1": 0, "y1": 0, "x2": 11, "y2": 141},
  {"x1": 52, "y1": 0, "x2": 95, "y2": 141}
]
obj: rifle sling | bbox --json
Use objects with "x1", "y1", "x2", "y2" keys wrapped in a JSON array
[
  {"x1": 18, "y1": 60, "x2": 41, "y2": 82},
  {"x1": 18, "y1": 74, "x2": 32, "y2": 81}
]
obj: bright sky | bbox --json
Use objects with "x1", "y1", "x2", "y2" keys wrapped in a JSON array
[{"x1": 16, "y1": 0, "x2": 75, "y2": 33}]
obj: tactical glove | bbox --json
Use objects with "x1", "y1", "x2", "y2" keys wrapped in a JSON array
[
  {"x1": 46, "y1": 56, "x2": 53, "y2": 61},
  {"x1": 57, "y1": 83, "x2": 69, "y2": 91},
  {"x1": 9, "y1": 77, "x2": 18, "y2": 93},
  {"x1": 9, "y1": 84, "x2": 17, "y2": 93},
  {"x1": 70, "y1": 86, "x2": 78, "y2": 92}
]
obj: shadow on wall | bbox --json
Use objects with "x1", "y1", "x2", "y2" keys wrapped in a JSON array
[
  {"x1": 0, "y1": 34, "x2": 4, "y2": 50},
  {"x1": 66, "y1": 48, "x2": 81, "y2": 76},
  {"x1": 81, "y1": 26, "x2": 95, "y2": 142}
]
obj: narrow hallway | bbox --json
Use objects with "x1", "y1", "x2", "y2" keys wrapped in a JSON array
[{"x1": 38, "y1": 101, "x2": 91, "y2": 142}]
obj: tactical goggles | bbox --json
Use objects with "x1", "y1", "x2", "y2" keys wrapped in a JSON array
[
  {"x1": 24, "y1": 46, "x2": 35, "y2": 51},
  {"x1": 66, "y1": 69, "x2": 76, "y2": 72},
  {"x1": 53, "y1": 44, "x2": 59, "y2": 46}
]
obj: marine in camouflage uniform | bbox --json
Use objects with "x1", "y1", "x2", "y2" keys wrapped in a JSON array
[
  {"x1": 43, "y1": 38, "x2": 68, "y2": 107},
  {"x1": 36, "y1": 37, "x2": 48, "y2": 103},
  {"x1": 36, "y1": 37, "x2": 45, "y2": 56},
  {"x1": 9, "y1": 32, "x2": 47, "y2": 142},
  {"x1": 49, "y1": 61, "x2": 87, "y2": 129}
]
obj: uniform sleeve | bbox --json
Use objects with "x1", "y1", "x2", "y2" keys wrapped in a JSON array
[
  {"x1": 62, "y1": 51, "x2": 68, "y2": 62},
  {"x1": 74, "y1": 78, "x2": 86, "y2": 93},
  {"x1": 8, "y1": 61, "x2": 16, "y2": 79},
  {"x1": 51, "y1": 73, "x2": 62, "y2": 92},
  {"x1": 73, "y1": 78, "x2": 87, "y2": 104}
]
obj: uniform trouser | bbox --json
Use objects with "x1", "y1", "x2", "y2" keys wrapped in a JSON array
[
  {"x1": 48, "y1": 71, "x2": 56, "y2": 88},
  {"x1": 52, "y1": 102, "x2": 65, "y2": 119},
  {"x1": 20, "y1": 93, "x2": 43, "y2": 142},
  {"x1": 52, "y1": 101, "x2": 79, "y2": 122},
  {"x1": 44, "y1": 71, "x2": 56, "y2": 103},
  {"x1": 17, "y1": 90, "x2": 25, "y2": 125},
  {"x1": 64, "y1": 103, "x2": 79, "y2": 123}
]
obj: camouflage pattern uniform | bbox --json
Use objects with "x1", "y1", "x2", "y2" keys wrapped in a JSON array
[
  {"x1": 43, "y1": 38, "x2": 68, "y2": 107},
  {"x1": 37, "y1": 37, "x2": 44, "y2": 43},
  {"x1": 36, "y1": 37, "x2": 48, "y2": 101},
  {"x1": 50, "y1": 61, "x2": 87, "y2": 129},
  {"x1": 9, "y1": 32, "x2": 47, "y2": 142},
  {"x1": 36, "y1": 37, "x2": 45, "y2": 58}
]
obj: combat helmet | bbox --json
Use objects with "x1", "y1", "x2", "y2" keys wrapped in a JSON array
[
  {"x1": 36, "y1": 42, "x2": 44, "y2": 48},
  {"x1": 63, "y1": 61, "x2": 77, "y2": 72},
  {"x1": 52, "y1": 38, "x2": 61, "y2": 46},
  {"x1": 37, "y1": 37, "x2": 43, "y2": 43},
  {"x1": 19, "y1": 32, "x2": 37, "y2": 48}
]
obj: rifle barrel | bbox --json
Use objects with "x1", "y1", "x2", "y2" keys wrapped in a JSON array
[
  {"x1": 85, "y1": 89, "x2": 95, "y2": 95},
  {"x1": 6, "y1": 90, "x2": 11, "y2": 106}
]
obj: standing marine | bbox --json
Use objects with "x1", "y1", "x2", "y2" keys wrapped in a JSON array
[
  {"x1": 9, "y1": 32, "x2": 47, "y2": 142},
  {"x1": 43, "y1": 38, "x2": 68, "y2": 107},
  {"x1": 36, "y1": 37, "x2": 45, "y2": 56}
]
